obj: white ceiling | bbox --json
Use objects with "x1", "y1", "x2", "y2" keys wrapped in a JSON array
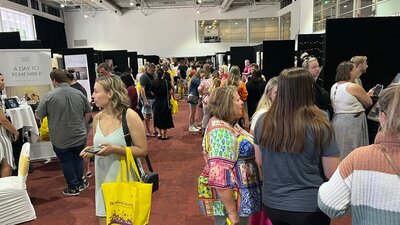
[{"x1": 43, "y1": 0, "x2": 279, "y2": 12}]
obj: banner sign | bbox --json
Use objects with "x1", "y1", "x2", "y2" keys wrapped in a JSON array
[
  {"x1": 64, "y1": 54, "x2": 92, "y2": 102},
  {"x1": 0, "y1": 49, "x2": 52, "y2": 100}
]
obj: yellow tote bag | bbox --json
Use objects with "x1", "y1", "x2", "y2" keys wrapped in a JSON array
[
  {"x1": 102, "y1": 147, "x2": 153, "y2": 225},
  {"x1": 39, "y1": 117, "x2": 49, "y2": 141},
  {"x1": 170, "y1": 97, "x2": 178, "y2": 115}
]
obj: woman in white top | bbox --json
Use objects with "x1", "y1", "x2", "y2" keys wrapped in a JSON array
[{"x1": 330, "y1": 61, "x2": 373, "y2": 159}]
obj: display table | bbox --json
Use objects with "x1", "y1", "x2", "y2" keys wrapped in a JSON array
[
  {"x1": 6, "y1": 104, "x2": 39, "y2": 139},
  {"x1": 6, "y1": 104, "x2": 56, "y2": 161}
]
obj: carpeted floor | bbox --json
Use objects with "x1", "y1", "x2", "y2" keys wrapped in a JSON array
[{"x1": 24, "y1": 99, "x2": 350, "y2": 225}]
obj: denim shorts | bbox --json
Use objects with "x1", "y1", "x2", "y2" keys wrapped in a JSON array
[{"x1": 141, "y1": 99, "x2": 154, "y2": 115}]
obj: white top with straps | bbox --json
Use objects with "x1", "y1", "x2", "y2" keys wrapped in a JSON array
[{"x1": 331, "y1": 82, "x2": 364, "y2": 114}]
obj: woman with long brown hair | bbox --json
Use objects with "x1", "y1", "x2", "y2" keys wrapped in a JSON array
[{"x1": 253, "y1": 67, "x2": 340, "y2": 225}]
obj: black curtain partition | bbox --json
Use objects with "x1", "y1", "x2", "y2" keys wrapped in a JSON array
[
  {"x1": 230, "y1": 46, "x2": 255, "y2": 72},
  {"x1": 34, "y1": 15, "x2": 67, "y2": 52},
  {"x1": 0, "y1": 32, "x2": 21, "y2": 49},
  {"x1": 297, "y1": 34, "x2": 325, "y2": 67}
]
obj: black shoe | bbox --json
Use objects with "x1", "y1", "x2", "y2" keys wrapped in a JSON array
[
  {"x1": 78, "y1": 181, "x2": 89, "y2": 192},
  {"x1": 63, "y1": 187, "x2": 80, "y2": 196}
]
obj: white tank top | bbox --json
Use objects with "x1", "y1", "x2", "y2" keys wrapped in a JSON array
[{"x1": 330, "y1": 82, "x2": 364, "y2": 113}]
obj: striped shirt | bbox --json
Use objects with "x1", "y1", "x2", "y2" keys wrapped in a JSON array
[
  {"x1": 318, "y1": 132, "x2": 400, "y2": 225},
  {"x1": 0, "y1": 103, "x2": 15, "y2": 169}
]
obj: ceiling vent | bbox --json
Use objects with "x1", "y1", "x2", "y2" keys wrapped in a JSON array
[{"x1": 74, "y1": 39, "x2": 88, "y2": 47}]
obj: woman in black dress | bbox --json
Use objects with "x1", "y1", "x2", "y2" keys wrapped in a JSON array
[{"x1": 151, "y1": 69, "x2": 174, "y2": 140}]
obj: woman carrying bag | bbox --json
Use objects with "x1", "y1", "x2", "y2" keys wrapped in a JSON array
[{"x1": 80, "y1": 75, "x2": 148, "y2": 225}]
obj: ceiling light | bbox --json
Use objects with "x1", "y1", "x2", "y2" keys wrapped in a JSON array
[
  {"x1": 344, "y1": 5, "x2": 347, "y2": 8},
  {"x1": 84, "y1": 14, "x2": 88, "y2": 18},
  {"x1": 130, "y1": 1, "x2": 134, "y2": 6},
  {"x1": 60, "y1": 3, "x2": 65, "y2": 8},
  {"x1": 196, "y1": 10, "x2": 200, "y2": 14}
]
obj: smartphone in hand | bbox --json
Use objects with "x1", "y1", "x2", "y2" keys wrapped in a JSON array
[
  {"x1": 373, "y1": 84, "x2": 384, "y2": 96},
  {"x1": 84, "y1": 145, "x2": 103, "y2": 154}
]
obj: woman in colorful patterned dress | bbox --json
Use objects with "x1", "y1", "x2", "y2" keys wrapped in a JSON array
[{"x1": 198, "y1": 86, "x2": 262, "y2": 225}]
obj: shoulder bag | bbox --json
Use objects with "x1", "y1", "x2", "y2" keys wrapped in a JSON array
[{"x1": 122, "y1": 108, "x2": 159, "y2": 193}]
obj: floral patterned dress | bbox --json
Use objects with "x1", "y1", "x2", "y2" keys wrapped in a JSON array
[{"x1": 198, "y1": 117, "x2": 261, "y2": 217}]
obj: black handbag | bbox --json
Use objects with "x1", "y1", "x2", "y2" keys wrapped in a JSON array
[
  {"x1": 187, "y1": 94, "x2": 199, "y2": 104},
  {"x1": 122, "y1": 109, "x2": 159, "y2": 193}
]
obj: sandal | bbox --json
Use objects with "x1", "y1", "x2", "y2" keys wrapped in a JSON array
[
  {"x1": 161, "y1": 137, "x2": 169, "y2": 140},
  {"x1": 146, "y1": 133, "x2": 156, "y2": 137}
]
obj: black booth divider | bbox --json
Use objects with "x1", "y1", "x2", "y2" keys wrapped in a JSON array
[
  {"x1": 144, "y1": 55, "x2": 160, "y2": 65},
  {"x1": 324, "y1": 17, "x2": 400, "y2": 92},
  {"x1": 0, "y1": 32, "x2": 21, "y2": 49},
  {"x1": 127, "y1": 52, "x2": 138, "y2": 75},
  {"x1": 324, "y1": 17, "x2": 400, "y2": 143},
  {"x1": 263, "y1": 40, "x2": 295, "y2": 79},
  {"x1": 34, "y1": 15, "x2": 67, "y2": 53},
  {"x1": 297, "y1": 34, "x2": 325, "y2": 67},
  {"x1": 230, "y1": 46, "x2": 255, "y2": 73},
  {"x1": 101, "y1": 50, "x2": 129, "y2": 74}
]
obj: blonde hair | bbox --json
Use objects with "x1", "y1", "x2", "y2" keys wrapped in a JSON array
[
  {"x1": 208, "y1": 86, "x2": 238, "y2": 122},
  {"x1": 96, "y1": 76, "x2": 131, "y2": 119},
  {"x1": 138, "y1": 65, "x2": 145, "y2": 73},
  {"x1": 378, "y1": 84, "x2": 400, "y2": 137},
  {"x1": 302, "y1": 57, "x2": 318, "y2": 70},
  {"x1": 350, "y1": 55, "x2": 367, "y2": 67},
  {"x1": 220, "y1": 65, "x2": 228, "y2": 74},
  {"x1": 226, "y1": 66, "x2": 241, "y2": 87},
  {"x1": 254, "y1": 76, "x2": 279, "y2": 113},
  {"x1": 208, "y1": 77, "x2": 221, "y2": 94}
]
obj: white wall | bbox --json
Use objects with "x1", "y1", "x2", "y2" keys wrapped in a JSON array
[
  {"x1": 377, "y1": 0, "x2": 400, "y2": 15},
  {"x1": 64, "y1": 5, "x2": 280, "y2": 57}
]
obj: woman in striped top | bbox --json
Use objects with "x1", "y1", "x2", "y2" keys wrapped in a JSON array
[
  {"x1": 318, "y1": 84, "x2": 400, "y2": 225},
  {"x1": 0, "y1": 72, "x2": 20, "y2": 177}
]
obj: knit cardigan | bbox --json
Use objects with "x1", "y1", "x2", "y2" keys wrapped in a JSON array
[{"x1": 318, "y1": 132, "x2": 400, "y2": 225}]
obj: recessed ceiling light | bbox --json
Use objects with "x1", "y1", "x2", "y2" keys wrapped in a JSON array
[
  {"x1": 130, "y1": 2, "x2": 134, "y2": 6},
  {"x1": 60, "y1": 3, "x2": 65, "y2": 8}
]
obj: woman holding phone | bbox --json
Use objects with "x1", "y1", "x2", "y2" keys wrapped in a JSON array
[{"x1": 80, "y1": 75, "x2": 147, "y2": 225}]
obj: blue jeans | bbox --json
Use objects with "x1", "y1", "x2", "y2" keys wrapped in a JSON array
[{"x1": 53, "y1": 144, "x2": 85, "y2": 189}]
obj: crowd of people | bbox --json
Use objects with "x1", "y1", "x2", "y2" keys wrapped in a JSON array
[{"x1": 0, "y1": 55, "x2": 399, "y2": 225}]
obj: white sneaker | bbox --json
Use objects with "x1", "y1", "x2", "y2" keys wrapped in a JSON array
[{"x1": 188, "y1": 126, "x2": 200, "y2": 132}]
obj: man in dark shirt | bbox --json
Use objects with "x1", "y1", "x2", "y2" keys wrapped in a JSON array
[
  {"x1": 140, "y1": 63, "x2": 156, "y2": 136},
  {"x1": 302, "y1": 57, "x2": 331, "y2": 119},
  {"x1": 66, "y1": 69, "x2": 87, "y2": 97}
]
